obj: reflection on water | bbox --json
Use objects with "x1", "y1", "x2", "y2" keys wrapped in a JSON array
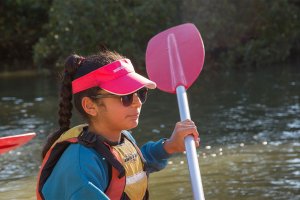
[
  {"x1": 150, "y1": 142, "x2": 300, "y2": 200},
  {"x1": 0, "y1": 66, "x2": 299, "y2": 199}
]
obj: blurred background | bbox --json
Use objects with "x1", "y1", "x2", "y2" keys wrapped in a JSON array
[{"x1": 0, "y1": 1, "x2": 299, "y2": 200}]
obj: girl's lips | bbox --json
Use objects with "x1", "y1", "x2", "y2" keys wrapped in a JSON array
[{"x1": 127, "y1": 113, "x2": 140, "y2": 118}]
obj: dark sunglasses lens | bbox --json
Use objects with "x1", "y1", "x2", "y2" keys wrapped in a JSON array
[
  {"x1": 121, "y1": 94, "x2": 133, "y2": 107},
  {"x1": 120, "y1": 88, "x2": 148, "y2": 106},
  {"x1": 137, "y1": 88, "x2": 148, "y2": 103}
]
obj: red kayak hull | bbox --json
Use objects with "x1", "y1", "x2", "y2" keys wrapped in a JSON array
[{"x1": 0, "y1": 133, "x2": 36, "y2": 154}]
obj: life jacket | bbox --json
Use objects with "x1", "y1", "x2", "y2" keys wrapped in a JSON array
[{"x1": 36, "y1": 124, "x2": 149, "y2": 200}]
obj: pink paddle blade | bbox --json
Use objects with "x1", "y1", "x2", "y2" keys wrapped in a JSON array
[
  {"x1": 146, "y1": 23, "x2": 205, "y2": 93},
  {"x1": 0, "y1": 132, "x2": 36, "y2": 154}
]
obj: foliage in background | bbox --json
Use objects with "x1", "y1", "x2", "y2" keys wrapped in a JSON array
[
  {"x1": 183, "y1": 0, "x2": 300, "y2": 69},
  {"x1": 33, "y1": 0, "x2": 180, "y2": 71},
  {"x1": 0, "y1": 0, "x2": 299, "y2": 72},
  {"x1": 0, "y1": 0, "x2": 52, "y2": 71}
]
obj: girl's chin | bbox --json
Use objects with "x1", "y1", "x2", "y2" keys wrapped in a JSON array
[{"x1": 128, "y1": 120, "x2": 139, "y2": 129}]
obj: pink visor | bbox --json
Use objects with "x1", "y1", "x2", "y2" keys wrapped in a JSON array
[{"x1": 72, "y1": 59, "x2": 156, "y2": 95}]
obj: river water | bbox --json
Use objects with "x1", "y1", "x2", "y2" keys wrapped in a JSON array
[{"x1": 0, "y1": 66, "x2": 299, "y2": 200}]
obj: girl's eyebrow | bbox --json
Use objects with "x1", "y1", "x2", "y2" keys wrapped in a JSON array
[{"x1": 97, "y1": 91, "x2": 111, "y2": 95}]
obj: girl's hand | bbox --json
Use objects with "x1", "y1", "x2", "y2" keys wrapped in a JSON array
[{"x1": 163, "y1": 119, "x2": 200, "y2": 154}]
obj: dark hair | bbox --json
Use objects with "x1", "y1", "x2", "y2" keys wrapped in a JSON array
[{"x1": 42, "y1": 50, "x2": 125, "y2": 158}]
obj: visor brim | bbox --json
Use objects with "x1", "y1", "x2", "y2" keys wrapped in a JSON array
[{"x1": 99, "y1": 72, "x2": 156, "y2": 95}]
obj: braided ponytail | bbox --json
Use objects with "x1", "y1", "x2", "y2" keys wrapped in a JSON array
[{"x1": 42, "y1": 55, "x2": 84, "y2": 158}]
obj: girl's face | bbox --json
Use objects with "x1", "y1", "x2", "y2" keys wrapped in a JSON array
[{"x1": 89, "y1": 90, "x2": 143, "y2": 134}]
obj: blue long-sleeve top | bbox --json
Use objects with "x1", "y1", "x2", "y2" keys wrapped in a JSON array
[{"x1": 41, "y1": 132, "x2": 171, "y2": 200}]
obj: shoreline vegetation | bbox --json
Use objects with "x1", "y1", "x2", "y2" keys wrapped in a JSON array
[
  {"x1": 0, "y1": 70, "x2": 38, "y2": 78},
  {"x1": 0, "y1": 69, "x2": 51, "y2": 78},
  {"x1": 1, "y1": 1, "x2": 299, "y2": 73},
  {"x1": 1, "y1": 60, "x2": 298, "y2": 79}
]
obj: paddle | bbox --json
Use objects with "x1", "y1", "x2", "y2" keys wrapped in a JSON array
[
  {"x1": 0, "y1": 132, "x2": 36, "y2": 154},
  {"x1": 146, "y1": 23, "x2": 205, "y2": 200}
]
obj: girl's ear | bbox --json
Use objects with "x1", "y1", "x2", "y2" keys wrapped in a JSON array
[{"x1": 81, "y1": 97, "x2": 98, "y2": 116}]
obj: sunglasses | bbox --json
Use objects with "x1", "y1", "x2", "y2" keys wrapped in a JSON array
[{"x1": 91, "y1": 88, "x2": 148, "y2": 107}]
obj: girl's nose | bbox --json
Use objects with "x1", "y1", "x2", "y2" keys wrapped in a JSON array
[{"x1": 131, "y1": 93, "x2": 142, "y2": 107}]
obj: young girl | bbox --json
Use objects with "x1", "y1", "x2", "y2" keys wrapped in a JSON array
[{"x1": 36, "y1": 50, "x2": 199, "y2": 200}]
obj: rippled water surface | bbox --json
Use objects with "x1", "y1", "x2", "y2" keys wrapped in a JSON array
[{"x1": 0, "y1": 66, "x2": 299, "y2": 200}]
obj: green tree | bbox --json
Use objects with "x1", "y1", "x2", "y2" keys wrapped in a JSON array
[
  {"x1": 0, "y1": 0, "x2": 52, "y2": 71},
  {"x1": 183, "y1": 0, "x2": 300, "y2": 69},
  {"x1": 34, "y1": 0, "x2": 181, "y2": 71}
]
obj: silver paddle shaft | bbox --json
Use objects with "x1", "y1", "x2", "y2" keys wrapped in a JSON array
[{"x1": 176, "y1": 85, "x2": 205, "y2": 200}]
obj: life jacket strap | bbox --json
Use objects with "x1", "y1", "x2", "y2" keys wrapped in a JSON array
[{"x1": 78, "y1": 130, "x2": 126, "y2": 178}]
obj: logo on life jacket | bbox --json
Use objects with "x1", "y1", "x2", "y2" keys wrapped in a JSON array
[{"x1": 124, "y1": 153, "x2": 138, "y2": 163}]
